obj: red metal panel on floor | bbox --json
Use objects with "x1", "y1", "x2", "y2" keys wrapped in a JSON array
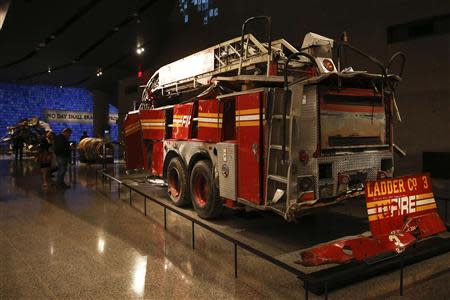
[
  {"x1": 236, "y1": 92, "x2": 264, "y2": 205},
  {"x1": 172, "y1": 103, "x2": 194, "y2": 140},
  {"x1": 140, "y1": 109, "x2": 166, "y2": 140},
  {"x1": 123, "y1": 111, "x2": 146, "y2": 169},
  {"x1": 197, "y1": 99, "x2": 222, "y2": 142}
]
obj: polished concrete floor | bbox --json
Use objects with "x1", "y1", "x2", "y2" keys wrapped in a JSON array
[{"x1": 0, "y1": 158, "x2": 449, "y2": 299}]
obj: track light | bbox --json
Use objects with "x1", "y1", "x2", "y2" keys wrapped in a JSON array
[
  {"x1": 133, "y1": 11, "x2": 142, "y2": 24},
  {"x1": 96, "y1": 68, "x2": 103, "y2": 77},
  {"x1": 136, "y1": 45, "x2": 145, "y2": 55}
]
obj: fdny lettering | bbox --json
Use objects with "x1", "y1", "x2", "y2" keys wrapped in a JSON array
[
  {"x1": 370, "y1": 195, "x2": 417, "y2": 220},
  {"x1": 366, "y1": 179, "x2": 406, "y2": 197},
  {"x1": 181, "y1": 115, "x2": 191, "y2": 126}
]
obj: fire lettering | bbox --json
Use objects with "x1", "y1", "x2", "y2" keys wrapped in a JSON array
[
  {"x1": 400, "y1": 196, "x2": 409, "y2": 215},
  {"x1": 390, "y1": 198, "x2": 398, "y2": 215},
  {"x1": 386, "y1": 196, "x2": 416, "y2": 217},
  {"x1": 409, "y1": 195, "x2": 416, "y2": 213}
]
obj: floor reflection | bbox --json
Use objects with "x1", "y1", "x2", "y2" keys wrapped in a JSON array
[
  {"x1": 97, "y1": 236, "x2": 105, "y2": 254},
  {"x1": 132, "y1": 255, "x2": 147, "y2": 296}
]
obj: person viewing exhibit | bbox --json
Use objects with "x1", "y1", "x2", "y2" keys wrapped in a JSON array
[
  {"x1": 12, "y1": 132, "x2": 24, "y2": 162},
  {"x1": 36, "y1": 134, "x2": 52, "y2": 188},
  {"x1": 80, "y1": 130, "x2": 89, "y2": 141},
  {"x1": 53, "y1": 128, "x2": 72, "y2": 188}
]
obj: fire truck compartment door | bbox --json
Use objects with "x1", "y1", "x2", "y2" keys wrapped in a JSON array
[
  {"x1": 217, "y1": 142, "x2": 237, "y2": 200},
  {"x1": 236, "y1": 92, "x2": 264, "y2": 205},
  {"x1": 123, "y1": 112, "x2": 146, "y2": 170}
]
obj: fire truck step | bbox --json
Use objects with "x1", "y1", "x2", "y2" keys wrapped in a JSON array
[
  {"x1": 268, "y1": 174, "x2": 288, "y2": 184},
  {"x1": 269, "y1": 144, "x2": 289, "y2": 151},
  {"x1": 271, "y1": 114, "x2": 290, "y2": 119}
]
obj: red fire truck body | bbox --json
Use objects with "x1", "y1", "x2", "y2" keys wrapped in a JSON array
[{"x1": 123, "y1": 28, "x2": 402, "y2": 221}]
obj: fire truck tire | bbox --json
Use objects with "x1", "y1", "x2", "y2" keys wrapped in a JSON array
[
  {"x1": 167, "y1": 157, "x2": 190, "y2": 207},
  {"x1": 190, "y1": 160, "x2": 223, "y2": 219}
]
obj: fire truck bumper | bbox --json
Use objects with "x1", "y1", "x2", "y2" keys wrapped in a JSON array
[{"x1": 286, "y1": 190, "x2": 365, "y2": 220}]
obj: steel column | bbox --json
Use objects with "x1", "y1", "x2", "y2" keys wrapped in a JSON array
[
  {"x1": 234, "y1": 243, "x2": 238, "y2": 278},
  {"x1": 305, "y1": 280, "x2": 309, "y2": 300},
  {"x1": 144, "y1": 196, "x2": 147, "y2": 216},
  {"x1": 164, "y1": 207, "x2": 167, "y2": 230},
  {"x1": 129, "y1": 188, "x2": 132, "y2": 206},
  {"x1": 400, "y1": 257, "x2": 404, "y2": 296},
  {"x1": 192, "y1": 221, "x2": 195, "y2": 249}
]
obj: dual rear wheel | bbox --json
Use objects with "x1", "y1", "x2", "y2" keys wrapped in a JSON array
[{"x1": 166, "y1": 157, "x2": 223, "y2": 219}]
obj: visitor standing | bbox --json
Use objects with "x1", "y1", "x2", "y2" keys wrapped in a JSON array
[
  {"x1": 13, "y1": 135, "x2": 24, "y2": 162},
  {"x1": 46, "y1": 132, "x2": 58, "y2": 175},
  {"x1": 53, "y1": 128, "x2": 72, "y2": 188},
  {"x1": 80, "y1": 131, "x2": 88, "y2": 142},
  {"x1": 36, "y1": 137, "x2": 52, "y2": 188}
]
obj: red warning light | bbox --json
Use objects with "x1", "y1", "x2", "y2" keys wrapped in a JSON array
[{"x1": 137, "y1": 71, "x2": 143, "y2": 78}]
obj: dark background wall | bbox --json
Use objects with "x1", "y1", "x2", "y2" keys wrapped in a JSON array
[
  {"x1": 92, "y1": 90, "x2": 110, "y2": 138},
  {"x1": 118, "y1": 0, "x2": 450, "y2": 175}
]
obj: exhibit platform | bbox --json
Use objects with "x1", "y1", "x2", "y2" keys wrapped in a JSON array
[{"x1": 98, "y1": 165, "x2": 450, "y2": 296}]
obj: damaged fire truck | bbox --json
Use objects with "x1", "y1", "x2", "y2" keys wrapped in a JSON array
[
  {"x1": 124, "y1": 18, "x2": 404, "y2": 220},
  {"x1": 124, "y1": 17, "x2": 403, "y2": 220},
  {"x1": 124, "y1": 17, "x2": 447, "y2": 266}
]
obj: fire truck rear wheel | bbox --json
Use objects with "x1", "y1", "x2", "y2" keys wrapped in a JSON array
[
  {"x1": 190, "y1": 160, "x2": 223, "y2": 219},
  {"x1": 167, "y1": 157, "x2": 190, "y2": 207}
]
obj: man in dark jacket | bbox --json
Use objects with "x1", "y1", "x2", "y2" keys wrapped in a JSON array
[
  {"x1": 54, "y1": 128, "x2": 72, "y2": 187},
  {"x1": 12, "y1": 135, "x2": 24, "y2": 162}
]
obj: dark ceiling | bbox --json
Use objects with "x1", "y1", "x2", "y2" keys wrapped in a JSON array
[{"x1": 0, "y1": 0, "x2": 176, "y2": 101}]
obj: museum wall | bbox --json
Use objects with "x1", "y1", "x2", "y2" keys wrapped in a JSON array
[
  {"x1": 118, "y1": 0, "x2": 450, "y2": 174},
  {"x1": 0, "y1": 83, "x2": 119, "y2": 142}
]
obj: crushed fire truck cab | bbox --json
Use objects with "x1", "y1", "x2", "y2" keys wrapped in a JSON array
[{"x1": 123, "y1": 18, "x2": 406, "y2": 221}]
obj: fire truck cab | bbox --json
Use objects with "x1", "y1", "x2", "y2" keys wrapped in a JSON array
[{"x1": 123, "y1": 22, "x2": 403, "y2": 220}]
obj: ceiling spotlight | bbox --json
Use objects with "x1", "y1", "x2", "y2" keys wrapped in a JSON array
[
  {"x1": 133, "y1": 12, "x2": 141, "y2": 24},
  {"x1": 96, "y1": 68, "x2": 103, "y2": 77},
  {"x1": 136, "y1": 45, "x2": 145, "y2": 55},
  {"x1": 47, "y1": 66, "x2": 51, "y2": 73}
]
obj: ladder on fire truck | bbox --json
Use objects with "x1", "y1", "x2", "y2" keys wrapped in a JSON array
[
  {"x1": 144, "y1": 34, "x2": 298, "y2": 97},
  {"x1": 266, "y1": 90, "x2": 294, "y2": 216}
]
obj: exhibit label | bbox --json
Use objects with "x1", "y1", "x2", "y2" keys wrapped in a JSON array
[
  {"x1": 365, "y1": 173, "x2": 437, "y2": 235},
  {"x1": 45, "y1": 109, "x2": 118, "y2": 124}
]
